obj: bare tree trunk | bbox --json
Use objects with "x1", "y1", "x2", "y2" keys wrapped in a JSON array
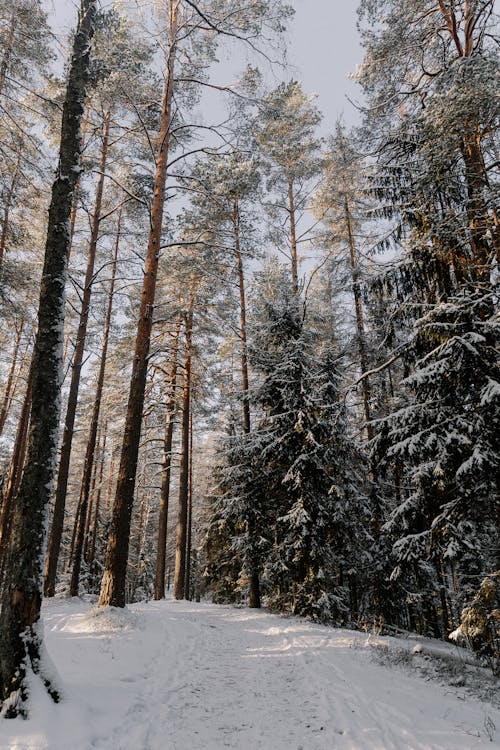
[
  {"x1": 104, "y1": 443, "x2": 116, "y2": 516},
  {"x1": 0, "y1": 8, "x2": 17, "y2": 97},
  {"x1": 436, "y1": 2, "x2": 497, "y2": 280},
  {"x1": 69, "y1": 426, "x2": 104, "y2": 596},
  {"x1": 99, "y1": 1, "x2": 180, "y2": 608},
  {"x1": 132, "y1": 485, "x2": 150, "y2": 599},
  {"x1": 232, "y1": 200, "x2": 260, "y2": 608},
  {"x1": 87, "y1": 426, "x2": 106, "y2": 571},
  {"x1": 82, "y1": 441, "x2": 97, "y2": 561},
  {"x1": 233, "y1": 201, "x2": 250, "y2": 434},
  {"x1": 69, "y1": 209, "x2": 120, "y2": 597},
  {"x1": 44, "y1": 111, "x2": 110, "y2": 597},
  {"x1": 173, "y1": 292, "x2": 194, "y2": 600},
  {"x1": 0, "y1": 146, "x2": 22, "y2": 266},
  {"x1": 0, "y1": 365, "x2": 32, "y2": 577},
  {"x1": 344, "y1": 195, "x2": 372, "y2": 439},
  {"x1": 185, "y1": 412, "x2": 193, "y2": 600},
  {"x1": 288, "y1": 176, "x2": 299, "y2": 294},
  {"x1": 66, "y1": 423, "x2": 99, "y2": 578},
  {"x1": 0, "y1": 0, "x2": 95, "y2": 714},
  {"x1": 154, "y1": 316, "x2": 181, "y2": 600},
  {"x1": 460, "y1": 133, "x2": 496, "y2": 283},
  {"x1": 0, "y1": 319, "x2": 24, "y2": 435},
  {"x1": 67, "y1": 115, "x2": 89, "y2": 260}
]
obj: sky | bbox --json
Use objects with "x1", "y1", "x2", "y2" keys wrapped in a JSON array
[
  {"x1": 45, "y1": 1, "x2": 364, "y2": 130},
  {"x1": 289, "y1": 1, "x2": 363, "y2": 129}
]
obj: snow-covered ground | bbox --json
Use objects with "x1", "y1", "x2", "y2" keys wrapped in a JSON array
[{"x1": 1, "y1": 598, "x2": 499, "y2": 749}]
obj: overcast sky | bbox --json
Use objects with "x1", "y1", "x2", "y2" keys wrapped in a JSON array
[
  {"x1": 289, "y1": 1, "x2": 362, "y2": 128},
  {"x1": 46, "y1": 1, "x2": 363, "y2": 129}
]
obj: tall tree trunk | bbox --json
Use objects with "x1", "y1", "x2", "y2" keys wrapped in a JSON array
[
  {"x1": 72, "y1": 426, "x2": 107, "y2": 596},
  {"x1": 232, "y1": 200, "x2": 260, "y2": 608},
  {"x1": 344, "y1": 195, "x2": 372, "y2": 439},
  {"x1": 44, "y1": 110, "x2": 110, "y2": 597},
  {"x1": 67, "y1": 423, "x2": 100, "y2": 591},
  {"x1": 154, "y1": 316, "x2": 181, "y2": 600},
  {"x1": 344, "y1": 196, "x2": 382, "y2": 617},
  {"x1": 0, "y1": 364, "x2": 32, "y2": 577},
  {"x1": 104, "y1": 443, "x2": 116, "y2": 516},
  {"x1": 0, "y1": 146, "x2": 22, "y2": 266},
  {"x1": 288, "y1": 176, "x2": 299, "y2": 294},
  {"x1": 98, "y1": 0, "x2": 180, "y2": 608},
  {"x1": 184, "y1": 411, "x2": 193, "y2": 601},
  {"x1": 0, "y1": 319, "x2": 24, "y2": 435},
  {"x1": 232, "y1": 201, "x2": 250, "y2": 434},
  {"x1": 69, "y1": 208, "x2": 120, "y2": 597},
  {"x1": 436, "y1": 2, "x2": 498, "y2": 280},
  {"x1": 132, "y1": 484, "x2": 150, "y2": 599},
  {"x1": 67, "y1": 115, "x2": 89, "y2": 259},
  {"x1": 460, "y1": 133, "x2": 496, "y2": 283},
  {"x1": 87, "y1": 425, "x2": 107, "y2": 571},
  {"x1": 173, "y1": 293, "x2": 194, "y2": 600},
  {"x1": 82, "y1": 427, "x2": 99, "y2": 561},
  {"x1": 0, "y1": 8, "x2": 17, "y2": 97},
  {"x1": 0, "y1": 0, "x2": 95, "y2": 714}
]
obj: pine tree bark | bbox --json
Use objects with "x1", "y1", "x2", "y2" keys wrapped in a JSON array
[
  {"x1": 66, "y1": 424, "x2": 100, "y2": 577},
  {"x1": 0, "y1": 319, "x2": 24, "y2": 436},
  {"x1": 344, "y1": 195, "x2": 373, "y2": 439},
  {"x1": 104, "y1": 444, "x2": 115, "y2": 516},
  {"x1": 232, "y1": 200, "x2": 260, "y2": 608},
  {"x1": 87, "y1": 427, "x2": 106, "y2": 571},
  {"x1": 184, "y1": 411, "x2": 194, "y2": 600},
  {"x1": 44, "y1": 110, "x2": 110, "y2": 597},
  {"x1": 173, "y1": 293, "x2": 194, "y2": 600},
  {"x1": 0, "y1": 146, "x2": 22, "y2": 266},
  {"x1": 0, "y1": 0, "x2": 95, "y2": 714},
  {"x1": 82, "y1": 427, "x2": 100, "y2": 560},
  {"x1": 436, "y1": 1, "x2": 497, "y2": 281},
  {"x1": 154, "y1": 315, "x2": 181, "y2": 600},
  {"x1": 233, "y1": 201, "x2": 251, "y2": 434},
  {"x1": 288, "y1": 177, "x2": 299, "y2": 295},
  {"x1": 132, "y1": 485, "x2": 150, "y2": 598},
  {"x1": 0, "y1": 8, "x2": 17, "y2": 98},
  {"x1": 0, "y1": 365, "x2": 32, "y2": 578},
  {"x1": 67, "y1": 115, "x2": 89, "y2": 260},
  {"x1": 70, "y1": 211, "x2": 119, "y2": 596},
  {"x1": 460, "y1": 134, "x2": 495, "y2": 283},
  {"x1": 98, "y1": 0, "x2": 180, "y2": 608}
]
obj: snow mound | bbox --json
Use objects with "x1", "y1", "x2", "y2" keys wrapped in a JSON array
[{"x1": 83, "y1": 605, "x2": 141, "y2": 633}]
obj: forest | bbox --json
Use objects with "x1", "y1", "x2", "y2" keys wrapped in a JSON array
[{"x1": 0, "y1": 0, "x2": 498, "y2": 724}]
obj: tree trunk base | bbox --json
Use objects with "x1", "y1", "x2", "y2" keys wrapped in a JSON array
[
  {"x1": 0, "y1": 620, "x2": 60, "y2": 718},
  {"x1": 249, "y1": 570, "x2": 261, "y2": 609}
]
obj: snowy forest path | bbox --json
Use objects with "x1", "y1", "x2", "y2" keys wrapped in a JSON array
[{"x1": 0, "y1": 598, "x2": 499, "y2": 749}]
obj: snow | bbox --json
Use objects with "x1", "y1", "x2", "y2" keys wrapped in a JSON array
[{"x1": 1, "y1": 598, "x2": 499, "y2": 750}]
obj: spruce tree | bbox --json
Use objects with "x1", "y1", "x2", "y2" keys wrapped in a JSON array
[
  {"x1": 377, "y1": 288, "x2": 499, "y2": 636},
  {"x1": 209, "y1": 268, "x2": 369, "y2": 622}
]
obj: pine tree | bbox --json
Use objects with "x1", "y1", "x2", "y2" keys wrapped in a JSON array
[
  {"x1": 99, "y1": 0, "x2": 293, "y2": 608},
  {"x1": 313, "y1": 123, "x2": 374, "y2": 436},
  {"x1": 44, "y1": 9, "x2": 155, "y2": 598},
  {"x1": 255, "y1": 81, "x2": 322, "y2": 293},
  {"x1": 154, "y1": 314, "x2": 182, "y2": 600},
  {"x1": 180, "y1": 152, "x2": 261, "y2": 435},
  {"x1": 0, "y1": 0, "x2": 96, "y2": 716},
  {"x1": 356, "y1": 0, "x2": 499, "y2": 281}
]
